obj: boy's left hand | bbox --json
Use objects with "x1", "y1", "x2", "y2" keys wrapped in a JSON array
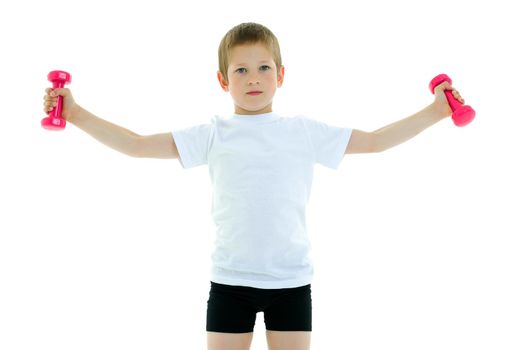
[{"x1": 432, "y1": 81, "x2": 464, "y2": 117}]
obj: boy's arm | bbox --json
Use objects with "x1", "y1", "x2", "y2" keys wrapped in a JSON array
[
  {"x1": 71, "y1": 107, "x2": 179, "y2": 159},
  {"x1": 346, "y1": 81, "x2": 462, "y2": 154},
  {"x1": 70, "y1": 106, "x2": 142, "y2": 157},
  {"x1": 376, "y1": 102, "x2": 447, "y2": 153},
  {"x1": 46, "y1": 88, "x2": 179, "y2": 159},
  {"x1": 136, "y1": 132, "x2": 179, "y2": 159}
]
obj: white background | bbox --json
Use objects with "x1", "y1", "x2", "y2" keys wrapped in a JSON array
[{"x1": 1, "y1": 0, "x2": 524, "y2": 349}]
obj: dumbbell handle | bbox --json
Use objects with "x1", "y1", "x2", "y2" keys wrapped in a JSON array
[
  {"x1": 444, "y1": 89, "x2": 463, "y2": 113},
  {"x1": 50, "y1": 80, "x2": 65, "y2": 122}
]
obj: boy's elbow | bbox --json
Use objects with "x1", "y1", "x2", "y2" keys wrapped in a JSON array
[
  {"x1": 127, "y1": 135, "x2": 144, "y2": 158},
  {"x1": 373, "y1": 142, "x2": 391, "y2": 153},
  {"x1": 372, "y1": 138, "x2": 385, "y2": 153},
  {"x1": 371, "y1": 131, "x2": 391, "y2": 153}
]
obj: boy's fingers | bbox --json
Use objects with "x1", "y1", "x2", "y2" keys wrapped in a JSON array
[
  {"x1": 438, "y1": 81, "x2": 452, "y2": 91},
  {"x1": 45, "y1": 87, "x2": 70, "y2": 97},
  {"x1": 451, "y1": 89, "x2": 465, "y2": 102},
  {"x1": 51, "y1": 88, "x2": 70, "y2": 97}
]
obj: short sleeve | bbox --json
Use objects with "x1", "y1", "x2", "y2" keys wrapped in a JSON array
[
  {"x1": 171, "y1": 123, "x2": 213, "y2": 169},
  {"x1": 301, "y1": 117, "x2": 352, "y2": 170}
]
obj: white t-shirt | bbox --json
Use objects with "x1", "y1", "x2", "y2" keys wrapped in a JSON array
[{"x1": 172, "y1": 112, "x2": 352, "y2": 289}]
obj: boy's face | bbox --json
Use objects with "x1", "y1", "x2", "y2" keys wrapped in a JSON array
[{"x1": 217, "y1": 42, "x2": 285, "y2": 115}]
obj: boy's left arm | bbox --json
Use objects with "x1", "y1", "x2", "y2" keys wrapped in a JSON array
[{"x1": 345, "y1": 81, "x2": 464, "y2": 154}]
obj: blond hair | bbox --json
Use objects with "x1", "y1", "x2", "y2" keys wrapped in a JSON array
[{"x1": 218, "y1": 22, "x2": 282, "y2": 82}]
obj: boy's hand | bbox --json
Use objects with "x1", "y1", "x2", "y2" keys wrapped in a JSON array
[
  {"x1": 43, "y1": 87, "x2": 80, "y2": 122},
  {"x1": 432, "y1": 81, "x2": 465, "y2": 118}
]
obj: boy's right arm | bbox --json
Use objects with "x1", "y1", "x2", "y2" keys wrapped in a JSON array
[
  {"x1": 44, "y1": 88, "x2": 179, "y2": 159},
  {"x1": 72, "y1": 106, "x2": 179, "y2": 159}
]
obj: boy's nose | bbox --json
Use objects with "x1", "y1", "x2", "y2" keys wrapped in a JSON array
[{"x1": 247, "y1": 74, "x2": 260, "y2": 85}]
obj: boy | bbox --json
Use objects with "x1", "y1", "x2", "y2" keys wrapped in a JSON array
[{"x1": 43, "y1": 22, "x2": 465, "y2": 350}]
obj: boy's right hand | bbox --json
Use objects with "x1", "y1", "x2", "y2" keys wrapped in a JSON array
[{"x1": 43, "y1": 87, "x2": 79, "y2": 122}]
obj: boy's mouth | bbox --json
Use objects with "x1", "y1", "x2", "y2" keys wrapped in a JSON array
[{"x1": 247, "y1": 91, "x2": 263, "y2": 96}]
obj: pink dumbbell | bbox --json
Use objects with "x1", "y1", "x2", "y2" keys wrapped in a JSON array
[
  {"x1": 41, "y1": 70, "x2": 72, "y2": 130},
  {"x1": 429, "y1": 74, "x2": 475, "y2": 127}
]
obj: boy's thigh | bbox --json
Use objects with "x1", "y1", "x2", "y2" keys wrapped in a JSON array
[
  {"x1": 207, "y1": 332, "x2": 253, "y2": 350},
  {"x1": 263, "y1": 284, "x2": 312, "y2": 332},
  {"x1": 266, "y1": 331, "x2": 311, "y2": 350}
]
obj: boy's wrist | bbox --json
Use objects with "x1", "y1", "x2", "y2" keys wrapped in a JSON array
[
  {"x1": 69, "y1": 104, "x2": 83, "y2": 124},
  {"x1": 430, "y1": 101, "x2": 451, "y2": 120}
]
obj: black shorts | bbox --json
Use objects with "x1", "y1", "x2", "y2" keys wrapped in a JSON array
[{"x1": 206, "y1": 281, "x2": 312, "y2": 333}]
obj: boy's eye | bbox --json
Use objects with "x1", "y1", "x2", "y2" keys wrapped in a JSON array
[{"x1": 235, "y1": 66, "x2": 271, "y2": 74}]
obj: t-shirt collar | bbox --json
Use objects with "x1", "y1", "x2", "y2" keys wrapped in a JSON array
[{"x1": 229, "y1": 112, "x2": 280, "y2": 123}]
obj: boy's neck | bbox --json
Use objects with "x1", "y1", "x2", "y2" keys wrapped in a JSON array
[{"x1": 234, "y1": 104, "x2": 273, "y2": 115}]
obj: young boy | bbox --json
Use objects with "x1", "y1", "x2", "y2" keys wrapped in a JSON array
[{"x1": 43, "y1": 22, "x2": 465, "y2": 350}]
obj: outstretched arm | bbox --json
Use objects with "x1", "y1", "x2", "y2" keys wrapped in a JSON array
[
  {"x1": 45, "y1": 88, "x2": 179, "y2": 159},
  {"x1": 346, "y1": 81, "x2": 464, "y2": 154},
  {"x1": 72, "y1": 106, "x2": 179, "y2": 159}
]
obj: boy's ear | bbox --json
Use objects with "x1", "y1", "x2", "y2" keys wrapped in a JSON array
[
  {"x1": 277, "y1": 65, "x2": 285, "y2": 88},
  {"x1": 217, "y1": 71, "x2": 229, "y2": 92}
]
